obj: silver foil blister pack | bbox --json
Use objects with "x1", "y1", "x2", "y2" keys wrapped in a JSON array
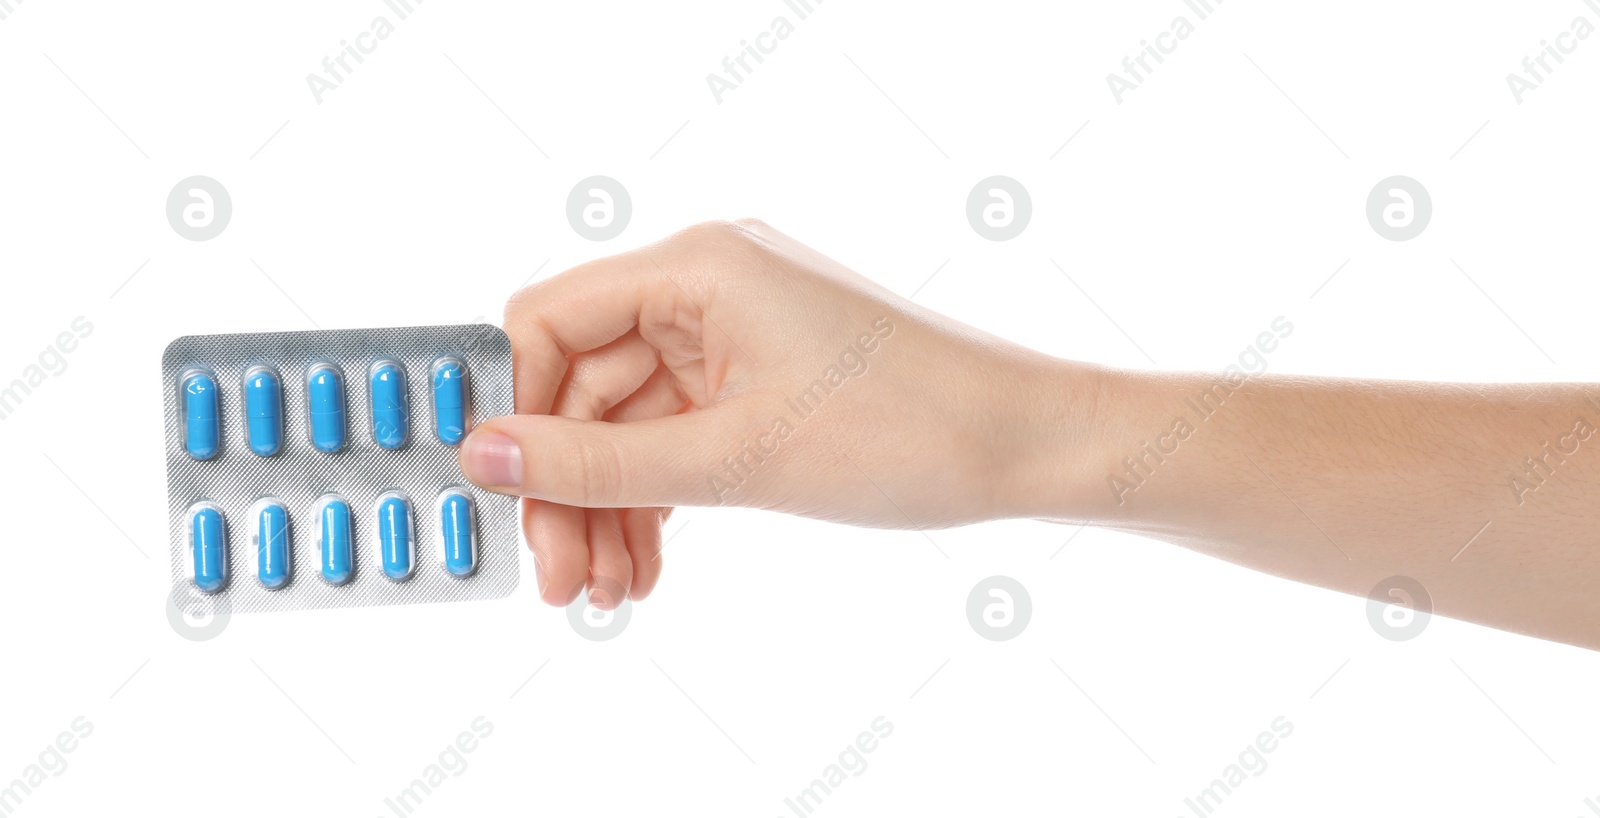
[{"x1": 162, "y1": 324, "x2": 520, "y2": 613}]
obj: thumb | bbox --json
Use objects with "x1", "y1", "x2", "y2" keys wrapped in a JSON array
[{"x1": 458, "y1": 411, "x2": 727, "y2": 508}]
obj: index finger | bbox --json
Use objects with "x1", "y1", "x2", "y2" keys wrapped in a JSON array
[{"x1": 504, "y1": 248, "x2": 658, "y2": 415}]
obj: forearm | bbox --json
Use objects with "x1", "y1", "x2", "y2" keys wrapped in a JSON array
[
  {"x1": 464, "y1": 220, "x2": 1600, "y2": 637},
  {"x1": 1023, "y1": 363, "x2": 1600, "y2": 649}
]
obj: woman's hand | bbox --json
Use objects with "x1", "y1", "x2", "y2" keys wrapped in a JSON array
[{"x1": 458, "y1": 220, "x2": 1101, "y2": 607}]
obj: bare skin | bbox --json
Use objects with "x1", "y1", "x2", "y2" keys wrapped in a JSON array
[{"x1": 459, "y1": 220, "x2": 1600, "y2": 650}]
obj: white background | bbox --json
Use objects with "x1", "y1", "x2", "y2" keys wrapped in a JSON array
[{"x1": 3, "y1": 0, "x2": 1599, "y2": 815}]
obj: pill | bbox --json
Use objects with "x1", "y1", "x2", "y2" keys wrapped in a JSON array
[
  {"x1": 252, "y1": 499, "x2": 292, "y2": 590},
  {"x1": 243, "y1": 366, "x2": 283, "y2": 456},
  {"x1": 370, "y1": 359, "x2": 408, "y2": 450},
  {"x1": 188, "y1": 501, "x2": 227, "y2": 593},
  {"x1": 376, "y1": 492, "x2": 415, "y2": 581},
  {"x1": 307, "y1": 363, "x2": 346, "y2": 453},
  {"x1": 315, "y1": 494, "x2": 354, "y2": 585},
  {"x1": 431, "y1": 357, "x2": 468, "y2": 446},
  {"x1": 438, "y1": 489, "x2": 478, "y2": 577},
  {"x1": 181, "y1": 370, "x2": 220, "y2": 460}
]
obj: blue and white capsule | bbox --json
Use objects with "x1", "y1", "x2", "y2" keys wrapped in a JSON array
[
  {"x1": 306, "y1": 362, "x2": 346, "y2": 453},
  {"x1": 369, "y1": 358, "x2": 408, "y2": 450},
  {"x1": 187, "y1": 501, "x2": 228, "y2": 593},
  {"x1": 314, "y1": 493, "x2": 354, "y2": 585},
  {"x1": 250, "y1": 498, "x2": 293, "y2": 590},
  {"x1": 375, "y1": 491, "x2": 416, "y2": 581},
  {"x1": 436, "y1": 488, "x2": 479, "y2": 578},
  {"x1": 180, "y1": 369, "x2": 220, "y2": 460},
  {"x1": 431, "y1": 356, "x2": 470, "y2": 446},
  {"x1": 242, "y1": 365, "x2": 283, "y2": 457}
]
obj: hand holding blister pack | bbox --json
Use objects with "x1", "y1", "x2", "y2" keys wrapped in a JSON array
[{"x1": 162, "y1": 325, "x2": 520, "y2": 612}]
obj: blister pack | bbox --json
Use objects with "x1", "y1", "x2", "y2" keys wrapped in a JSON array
[{"x1": 161, "y1": 324, "x2": 520, "y2": 613}]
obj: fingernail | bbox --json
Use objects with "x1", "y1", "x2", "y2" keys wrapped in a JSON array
[{"x1": 462, "y1": 431, "x2": 523, "y2": 489}]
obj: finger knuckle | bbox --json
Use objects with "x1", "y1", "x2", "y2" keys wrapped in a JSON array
[
  {"x1": 676, "y1": 219, "x2": 741, "y2": 241},
  {"x1": 504, "y1": 283, "x2": 540, "y2": 324},
  {"x1": 573, "y1": 390, "x2": 609, "y2": 423},
  {"x1": 552, "y1": 432, "x2": 625, "y2": 507},
  {"x1": 674, "y1": 219, "x2": 767, "y2": 254}
]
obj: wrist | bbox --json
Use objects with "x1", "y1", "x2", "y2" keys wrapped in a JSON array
[{"x1": 988, "y1": 355, "x2": 1127, "y2": 523}]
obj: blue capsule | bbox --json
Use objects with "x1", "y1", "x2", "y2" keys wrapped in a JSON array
[
  {"x1": 243, "y1": 366, "x2": 283, "y2": 456},
  {"x1": 316, "y1": 494, "x2": 354, "y2": 585},
  {"x1": 181, "y1": 370, "x2": 220, "y2": 460},
  {"x1": 188, "y1": 501, "x2": 227, "y2": 593},
  {"x1": 438, "y1": 489, "x2": 478, "y2": 577},
  {"x1": 369, "y1": 359, "x2": 408, "y2": 450},
  {"x1": 250, "y1": 499, "x2": 292, "y2": 590},
  {"x1": 307, "y1": 363, "x2": 346, "y2": 453},
  {"x1": 376, "y1": 492, "x2": 415, "y2": 581},
  {"x1": 431, "y1": 357, "x2": 469, "y2": 446}
]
